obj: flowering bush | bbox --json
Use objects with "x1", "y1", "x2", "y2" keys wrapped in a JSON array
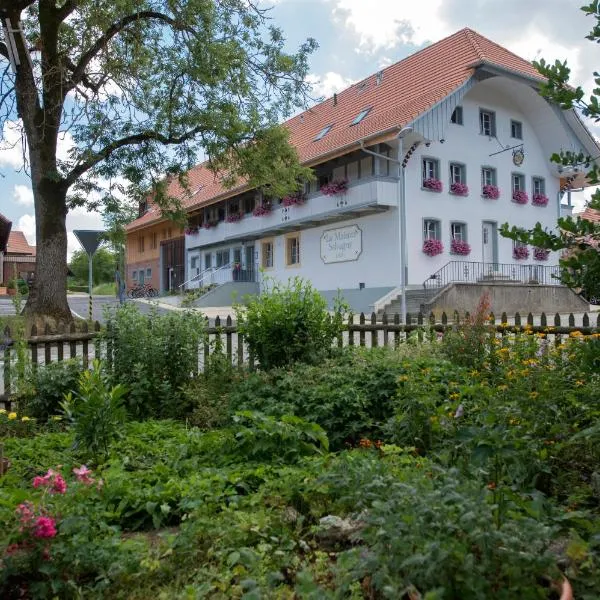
[
  {"x1": 0, "y1": 409, "x2": 37, "y2": 438},
  {"x1": 33, "y1": 469, "x2": 67, "y2": 494},
  {"x1": 423, "y1": 178, "x2": 443, "y2": 192},
  {"x1": 225, "y1": 212, "x2": 243, "y2": 223},
  {"x1": 252, "y1": 204, "x2": 272, "y2": 217},
  {"x1": 423, "y1": 239, "x2": 444, "y2": 256},
  {"x1": 533, "y1": 247, "x2": 550, "y2": 261},
  {"x1": 532, "y1": 193, "x2": 549, "y2": 207},
  {"x1": 512, "y1": 190, "x2": 529, "y2": 204},
  {"x1": 282, "y1": 192, "x2": 306, "y2": 207},
  {"x1": 450, "y1": 239, "x2": 471, "y2": 256},
  {"x1": 320, "y1": 178, "x2": 348, "y2": 196},
  {"x1": 450, "y1": 182, "x2": 469, "y2": 196},
  {"x1": 513, "y1": 245, "x2": 529, "y2": 260},
  {"x1": 482, "y1": 184, "x2": 500, "y2": 199}
]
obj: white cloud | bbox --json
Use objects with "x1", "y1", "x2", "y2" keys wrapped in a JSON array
[
  {"x1": 0, "y1": 121, "x2": 27, "y2": 169},
  {"x1": 308, "y1": 71, "x2": 355, "y2": 98},
  {"x1": 17, "y1": 214, "x2": 36, "y2": 246},
  {"x1": 12, "y1": 184, "x2": 34, "y2": 206},
  {"x1": 332, "y1": 0, "x2": 448, "y2": 53}
]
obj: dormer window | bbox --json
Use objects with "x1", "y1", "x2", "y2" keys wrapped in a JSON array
[
  {"x1": 351, "y1": 108, "x2": 371, "y2": 125},
  {"x1": 314, "y1": 124, "x2": 333, "y2": 141}
]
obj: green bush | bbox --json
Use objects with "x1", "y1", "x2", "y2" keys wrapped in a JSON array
[
  {"x1": 235, "y1": 277, "x2": 347, "y2": 369},
  {"x1": 229, "y1": 347, "x2": 429, "y2": 449},
  {"x1": 104, "y1": 304, "x2": 204, "y2": 418},
  {"x1": 61, "y1": 361, "x2": 127, "y2": 462},
  {"x1": 17, "y1": 359, "x2": 84, "y2": 420}
]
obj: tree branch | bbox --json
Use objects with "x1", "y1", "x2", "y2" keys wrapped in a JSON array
[
  {"x1": 56, "y1": 0, "x2": 79, "y2": 23},
  {"x1": 65, "y1": 126, "x2": 204, "y2": 185},
  {"x1": 68, "y1": 11, "x2": 184, "y2": 90},
  {"x1": 0, "y1": 42, "x2": 8, "y2": 62}
]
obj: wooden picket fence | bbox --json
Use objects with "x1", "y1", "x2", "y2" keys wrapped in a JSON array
[{"x1": 1, "y1": 310, "x2": 599, "y2": 410}]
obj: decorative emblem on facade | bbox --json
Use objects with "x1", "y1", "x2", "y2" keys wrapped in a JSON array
[{"x1": 512, "y1": 148, "x2": 525, "y2": 166}]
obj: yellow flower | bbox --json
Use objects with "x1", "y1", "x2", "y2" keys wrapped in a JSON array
[
  {"x1": 21, "y1": 416, "x2": 31, "y2": 422},
  {"x1": 536, "y1": 332, "x2": 546, "y2": 339},
  {"x1": 449, "y1": 393, "x2": 460, "y2": 401},
  {"x1": 570, "y1": 331, "x2": 583, "y2": 338},
  {"x1": 498, "y1": 384, "x2": 508, "y2": 391},
  {"x1": 399, "y1": 375, "x2": 409, "y2": 382},
  {"x1": 0, "y1": 408, "x2": 6, "y2": 415},
  {"x1": 529, "y1": 391, "x2": 539, "y2": 399},
  {"x1": 8, "y1": 412, "x2": 17, "y2": 420},
  {"x1": 575, "y1": 380, "x2": 585, "y2": 387},
  {"x1": 509, "y1": 418, "x2": 520, "y2": 425},
  {"x1": 51, "y1": 415, "x2": 62, "y2": 421}
]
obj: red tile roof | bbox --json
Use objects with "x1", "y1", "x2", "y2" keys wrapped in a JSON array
[
  {"x1": 580, "y1": 206, "x2": 600, "y2": 223},
  {"x1": 7, "y1": 231, "x2": 36, "y2": 256},
  {"x1": 126, "y1": 27, "x2": 545, "y2": 231}
]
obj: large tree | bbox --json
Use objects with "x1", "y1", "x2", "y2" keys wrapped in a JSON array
[
  {"x1": 0, "y1": 0, "x2": 316, "y2": 327},
  {"x1": 501, "y1": 1, "x2": 600, "y2": 301}
]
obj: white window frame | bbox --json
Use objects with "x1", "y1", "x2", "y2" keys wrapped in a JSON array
[
  {"x1": 451, "y1": 222, "x2": 467, "y2": 242},
  {"x1": 479, "y1": 109, "x2": 496, "y2": 136},
  {"x1": 262, "y1": 239, "x2": 274, "y2": 269},
  {"x1": 512, "y1": 173, "x2": 525, "y2": 192},
  {"x1": 286, "y1": 233, "x2": 301, "y2": 266},
  {"x1": 422, "y1": 158, "x2": 440, "y2": 183},
  {"x1": 510, "y1": 119, "x2": 523, "y2": 140},
  {"x1": 204, "y1": 253, "x2": 212, "y2": 270},
  {"x1": 216, "y1": 249, "x2": 230, "y2": 268},
  {"x1": 481, "y1": 167, "x2": 497, "y2": 188},
  {"x1": 533, "y1": 177, "x2": 545, "y2": 195},
  {"x1": 423, "y1": 219, "x2": 441, "y2": 241},
  {"x1": 450, "y1": 162, "x2": 466, "y2": 184}
]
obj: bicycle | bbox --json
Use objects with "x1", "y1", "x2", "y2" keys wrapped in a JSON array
[{"x1": 128, "y1": 283, "x2": 158, "y2": 298}]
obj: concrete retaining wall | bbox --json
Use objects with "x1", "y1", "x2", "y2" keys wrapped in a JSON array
[
  {"x1": 426, "y1": 283, "x2": 589, "y2": 316},
  {"x1": 193, "y1": 281, "x2": 259, "y2": 307}
]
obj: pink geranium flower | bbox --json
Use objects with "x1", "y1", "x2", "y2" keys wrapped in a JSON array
[
  {"x1": 73, "y1": 465, "x2": 94, "y2": 485},
  {"x1": 32, "y1": 469, "x2": 67, "y2": 494},
  {"x1": 33, "y1": 516, "x2": 57, "y2": 539}
]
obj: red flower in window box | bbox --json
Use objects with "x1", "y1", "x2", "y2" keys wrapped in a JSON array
[
  {"x1": 482, "y1": 184, "x2": 500, "y2": 199},
  {"x1": 532, "y1": 193, "x2": 549, "y2": 207},
  {"x1": 252, "y1": 204, "x2": 272, "y2": 217},
  {"x1": 423, "y1": 178, "x2": 443, "y2": 192},
  {"x1": 203, "y1": 221, "x2": 218, "y2": 229},
  {"x1": 512, "y1": 190, "x2": 529, "y2": 204},
  {"x1": 320, "y1": 178, "x2": 348, "y2": 196},
  {"x1": 423, "y1": 239, "x2": 444, "y2": 256},
  {"x1": 282, "y1": 192, "x2": 306, "y2": 207},
  {"x1": 533, "y1": 247, "x2": 550, "y2": 261},
  {"x1": 450, "y1": 182, "x2": 469, "y2": 196},
  {"x1": 450, "y1": 239, "x2": 471, "y2": 256},
  {"x1": 513, "y1": 245, "x2": 529, "y2": 260},
  {"x1": 226, "y1": 212, "x2": 243, "y2": 223},
  {"x1": 184, "y1": 226, "x2": 199, "y2": 235}
]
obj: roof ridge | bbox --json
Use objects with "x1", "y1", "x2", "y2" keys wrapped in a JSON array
[{"x1": 463, "y1": 28, "x2": 486, "y2": 61}]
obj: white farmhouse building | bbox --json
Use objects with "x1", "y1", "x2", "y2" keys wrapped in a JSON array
[{"x1": 125, "y1": 28, "x2": 597, "y2": 314}]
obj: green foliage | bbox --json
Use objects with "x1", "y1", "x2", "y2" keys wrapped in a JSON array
[
  {"x1": 180, "y1": 284, "x2": 218, "y2": 307},
  {"x1": 17, "y1": 359, "x2": 84, "y2": 421},
  {"x1": 104, "y1": 304, "x2": 204, "y2": 418},
  {"x1": 61, "y1": 361, "x2": 127, "y2": 462},
  {"x1": 230, "y1": 347, "x2": 440, "y2": 449},
  {"x1": 235, "y1": 277, "x2": 347, "y2": 369},
  {"x1": 68, "y1": 248, "x2": 117, "y2": 286}
]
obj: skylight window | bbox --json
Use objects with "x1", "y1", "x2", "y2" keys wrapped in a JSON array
[
  {"x1": 351, "y1": 108, "x2": 371, "y2": 126},
  {"x1": 314, "y1": 124, "x2": 333, "y2": 141}
]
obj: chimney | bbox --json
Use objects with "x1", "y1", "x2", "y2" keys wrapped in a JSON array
[
  {"x1": 376, "y1": 71, "x2": 383, "y2": 85},
  {"x1": 333, "y1": 93, "x2": 338, "y2": 106}
]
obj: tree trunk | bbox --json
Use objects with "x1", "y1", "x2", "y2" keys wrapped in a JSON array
[{"x1": 23, "y1": 182, "x2": 72, "y2": 329}]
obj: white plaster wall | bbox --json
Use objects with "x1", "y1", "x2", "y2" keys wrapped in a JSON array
[
  {"x1": 258, "y1": 210, "x2": 399, "y2": 291},
  {"x1": 404, "y1": 78, "x2": 561, "y2": 285}
]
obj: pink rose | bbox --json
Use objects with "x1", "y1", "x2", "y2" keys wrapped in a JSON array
[
  {"x1": 33, "y1": 516, "x2": 57, "y2": 539},
  {"x1": 73, "y1": 465, "x2": 94, "y2": 485}
]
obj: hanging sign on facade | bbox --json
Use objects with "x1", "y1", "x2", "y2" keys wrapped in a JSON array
[{"x1": 320, "y1": 225, "x2": 362, "y2": 264}]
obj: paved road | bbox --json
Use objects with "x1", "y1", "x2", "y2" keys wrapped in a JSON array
[{"x1": 0, "y1": 295, "x2": 171, "y2": 325}]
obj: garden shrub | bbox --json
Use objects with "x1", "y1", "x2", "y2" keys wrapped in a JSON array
[
  {"x1": 17, "y1": 359, "x2": 84, "y2": 420},
  {"x1": 104, "y1": 304, "x2": 204, "y2": 418},
  {"x1": 235, "y1": 276, "x2": 347, "y2": 369},
  {"x1": 229, "y1": 348, "x2": 421, "y2": 448}
]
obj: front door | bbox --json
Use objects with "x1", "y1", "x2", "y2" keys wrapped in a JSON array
[{"x1": 482, "y1": 222, "x2": 496, "y2": 265}]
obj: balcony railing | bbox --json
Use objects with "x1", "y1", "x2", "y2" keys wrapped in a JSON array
[
  {"x1": 423, "y1": 261, "x2": 562, "y2": 291},
  {"x1": 186, "y1": 263, "x2": 257, "y2": 290},
  {"x1": 185, "y1": 176, "x2": 398, "y2": 248}
]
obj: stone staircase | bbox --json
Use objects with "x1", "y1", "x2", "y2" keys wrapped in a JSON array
[{"x1": 376, "y1": 289, "x2": 437, "y2": 320}]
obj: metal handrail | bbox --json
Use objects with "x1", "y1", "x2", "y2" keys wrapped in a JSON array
[{"x1": 423, "y1": 261, "x2": 561, "y2": 290}]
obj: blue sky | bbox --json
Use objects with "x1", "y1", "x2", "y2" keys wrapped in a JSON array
[{"x1": 0, "y1": 0, "x2": 596, "y2": 256}]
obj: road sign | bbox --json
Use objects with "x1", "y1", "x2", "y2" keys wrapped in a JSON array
[{"x1": 73, "y1": 230, "x2": 104, "y2": 257}]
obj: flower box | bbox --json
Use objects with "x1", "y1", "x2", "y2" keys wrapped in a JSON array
[
  {"x1": 252, "y1": 204, "x2": 272, "y2": 217},
  {"x1": 533, "y1": 247, "x2": 550, "y2": 261},
  {"x1": 320, "y1": 178, "x2": 348, "y2": 196},
  {"x1": 513, "y1": 245, "x2": 529, "y2": 260},
  {"x1": 482, "y1": 184, "x2": 500, "y2": 199},
  {"x1": 423, "y1": 178, "x2": 443, "y2": 192},
  {"x1": 225, "y1": 212, "x2": 243, "y2": 223},
  {"x1": 184, "y1": 226, "x2": 199, "y2": 235},
  {"x1": 282, "y1": 192, "x2": 306, "y2": 207},
  {"x1": 532, "y1": 193, "x2": 549, "y2": 207},
  {"x1": 203, "y1": 221, "x2": 218, "y2": 229},
  {"x1": 450, "y1": 182, "x2": 469, "y2": 196},
  {"x1": 512, "y1": 190, "x2": 529, "y2": 204},
  {"x1": 423, "y1": 239, "x2": 444, "y2": 257},
  {"x1": 450, "y1": 239, "x2": 471, "y2": 256}
]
